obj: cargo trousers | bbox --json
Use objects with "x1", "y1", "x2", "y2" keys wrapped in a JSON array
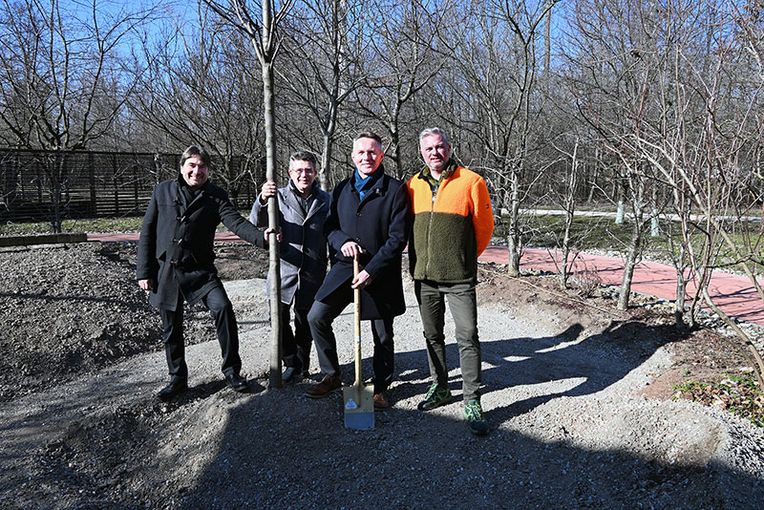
[{"x1": 414, "y1": 280, "x2": 481, "y2": 401}]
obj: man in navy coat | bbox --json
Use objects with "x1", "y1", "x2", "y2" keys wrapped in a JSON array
[
  {"x1": 305, "y1": 132, "x2": 409, "y2": 409},
  {"x1": 137, "y1": 145, "x2": 271, "y2": 400}
]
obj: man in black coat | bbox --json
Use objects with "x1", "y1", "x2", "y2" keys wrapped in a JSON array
[
  {"x1": 136, "y1": 145, "x2": 271, "y2": 400},
  {"x1": 305, "y1": 132, "x2": 409, "y2": 409}
]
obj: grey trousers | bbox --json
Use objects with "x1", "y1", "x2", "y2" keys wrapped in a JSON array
[
  {"x1": 280, "y1": 302, "x2": 312, "y2": 373},
  {"x1": 414, "y1": 280, "x2": 481, "y2": 401}
]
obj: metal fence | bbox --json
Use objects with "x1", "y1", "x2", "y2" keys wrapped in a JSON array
[{"x1": 0, "y1": 149, "x2": 264, "y2": 223}]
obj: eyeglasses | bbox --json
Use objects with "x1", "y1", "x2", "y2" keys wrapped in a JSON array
[{"x1": 290, "y1": 168, "x2": 316, "y2": 175}]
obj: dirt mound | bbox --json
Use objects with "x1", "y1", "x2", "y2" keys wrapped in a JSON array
[{"x1": 0, "y1": 242, "x2": 268, "y2": 402}]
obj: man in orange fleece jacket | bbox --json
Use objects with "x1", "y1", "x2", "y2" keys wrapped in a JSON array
[{"x1": 406, "y1": 127, "x2": 494, "y2": 435}]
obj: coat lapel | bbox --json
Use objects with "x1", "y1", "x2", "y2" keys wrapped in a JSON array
[
  {"x1": 304, "y1": 189, "x2": 328, "y2": 222},
  {"x1": 281, "y1": 188, "x2": 307, "y2": 223}
]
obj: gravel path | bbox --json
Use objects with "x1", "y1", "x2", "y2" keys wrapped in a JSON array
[{"x1": 2, "y1": 272, "x2": 763, "y2": 509}]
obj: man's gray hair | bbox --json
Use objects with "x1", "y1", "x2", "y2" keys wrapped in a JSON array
[
  {"x1": 419, "y1": 127, "x2": 450, "y2": 146},
  {"x1": 290, "y1": 150, "x2": 318, "y2": 168}
]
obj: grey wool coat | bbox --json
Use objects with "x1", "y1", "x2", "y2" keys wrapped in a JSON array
[
  {"x1": 136, "y1": 177, "x2": 266, "y2": 311},
  {"x1": 249, "y1": 180, "x2": 331, "y2": 309}
]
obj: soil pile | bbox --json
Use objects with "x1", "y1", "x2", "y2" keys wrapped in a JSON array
[{"x1": 0, "y1": 242, "x2": 267, "y2": 402}]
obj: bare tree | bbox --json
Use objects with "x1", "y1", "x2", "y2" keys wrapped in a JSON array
[
  {"x1": 352, "y1": 0, "x2": 448, "y2": 178},
  {"x1": 563, "y1": 0, "x2": 764, "y2": 381},
  {"x1": 277, "y1": 0, "x2": 366, "y2": 189},
  {"x1": 440, "y1": 0, "x2": 555, "y2": 276},
  {"x1": 204, "y1": 0, "x2": 294, "y2": 388},
  {"x1": 0, "y1": 0, "x2": 153, "y2": 231},
  {"x1": 563, "y1": 0, "x2": 673, "y2": 310},
  {"x1": 129, "y1": 5, "x2": 265, "y2": 206},
  {"x1": 548, "y1": 137, "x2": 581, "y2": 289}
]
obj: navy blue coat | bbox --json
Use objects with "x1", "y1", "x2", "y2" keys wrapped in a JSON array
[
  {"x1": 136, "y1": 177, "x2": 265, "y2": 310},
  {"x1": 315, "y1": 168, "x2": 410, "y2": 319}
]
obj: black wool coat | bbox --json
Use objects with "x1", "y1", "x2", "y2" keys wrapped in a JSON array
[
  {"x1": 315, "y1": 168, "x2": 410, "y2": 319},
  {"x1": 136, "y1": 177, "x2": 265, "y2": 310}
]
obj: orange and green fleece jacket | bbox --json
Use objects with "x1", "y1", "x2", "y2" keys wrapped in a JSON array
[{"x1": 406, "y1": 160, "x2": 494, "y2": 284}]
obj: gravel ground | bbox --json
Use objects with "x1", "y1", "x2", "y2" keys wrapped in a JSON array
[{"x1": 1, "y1": 242, "x2": 763, "y2": 509}]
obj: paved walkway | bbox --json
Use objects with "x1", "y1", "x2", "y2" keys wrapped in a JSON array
[
  {"x1": 481, "y1": 246, "x2": 764, "y2": 326},
  {"x1": 87, "y1": 233, "x2": 764, "y2": 326}
]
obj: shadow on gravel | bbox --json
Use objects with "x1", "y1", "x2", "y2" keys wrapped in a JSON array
[
  {"x1": 170, "y1": 321, "x2": 764, "y2": 509},
  {"x1": 5, "y1": 321, "x2": 763, "y2": 509},
  {"x1": 481, "y1": 320, "x2": 687, "y2": 422}
]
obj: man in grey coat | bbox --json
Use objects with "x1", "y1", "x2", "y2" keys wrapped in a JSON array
[
  {"x1": 250, "y1": 151, "x2": 331, "y2": 383},
  {"x1": 137, "y1": 145, "x2": 272, "y2": 400}
]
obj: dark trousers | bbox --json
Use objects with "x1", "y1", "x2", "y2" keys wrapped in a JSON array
[
  {"x1": 159, "y1": 286, "x2": 241, "y2": 379},
  {"x1": 308, "y1": 295, "x2": 394, "y2": 394},
  {"x1": 414, "y1": 280, "x2": 481, "y2": 401},
  {"x1": 281, "y1": 302, "x2": 312, "y2": 373}
]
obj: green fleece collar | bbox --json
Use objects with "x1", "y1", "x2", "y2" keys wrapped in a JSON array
[{"x1": 418, "y1": 158, "x2": 459, "y2": 182}]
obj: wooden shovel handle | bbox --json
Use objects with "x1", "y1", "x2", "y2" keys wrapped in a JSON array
[{"x1": 353, "y1": 254, "x2": 362, "y2": 388}]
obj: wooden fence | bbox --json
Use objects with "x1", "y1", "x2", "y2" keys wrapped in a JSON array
[{"x1": 0, "y1": 149, "x2": 263, "y2": 223}]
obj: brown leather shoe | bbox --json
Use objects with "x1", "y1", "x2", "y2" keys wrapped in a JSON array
[
  {"x1": 305, "y1": 374, "x2": 342, "y2": 398},
  {"x1": 373, "y1": 392, "x2": 390, "y2": 410}
]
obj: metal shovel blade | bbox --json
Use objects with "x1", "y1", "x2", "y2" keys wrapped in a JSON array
[{"x1": 343, "y1": 383, "x2": 375, "y2": 430}]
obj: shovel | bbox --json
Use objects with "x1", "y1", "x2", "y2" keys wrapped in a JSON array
[{"x1": 343, "y1": 254, "x2": 375, "y2": 430}]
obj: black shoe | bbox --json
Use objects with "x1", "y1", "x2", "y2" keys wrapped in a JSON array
[
  {"x1": 282, "y1": 366, "x2": 303, "y2": 384},
  {"x1": 157, "y1": 377, "x2": 187, "y2": 401},
  {"x1": 225, "y1": 372, "x2": 248, "y2": 392}
]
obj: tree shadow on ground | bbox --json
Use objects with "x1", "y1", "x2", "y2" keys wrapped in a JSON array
[
  {"x1": 166, "y1": 320, "x2": 762, "y2": 508},
  {"x1": 5, "y1": 320, "x2": 763, "y2": 509},
  {"x1": 390, "y1": 320, "x2": 681, "y2": 420}
]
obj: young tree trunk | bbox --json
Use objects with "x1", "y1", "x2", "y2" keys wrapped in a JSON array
[
  {"x1": 559, "y1": 140, "x2": 579, "y2": 289},
  {"x1": 263, "y1": 63, "x2": 283, "y2": 388},
  {"x1": 260, "y1": 3, "x2": 283, "y2": 390},
  {"x1": 204, "y1": 0, "x2": 294, "y2": 388},
  {"x1": 617, "y1": 215, "x2": 643, "y2": 311},
  {"x1": 319, "y1": 131, "x2": 333, "y2": 191},
  {"x1": 674, "y1": 243, "x2": 687, "y2": 327},
  {"x1": 506, "y1": 166, "x2": 521, "y2": 276},
  {"x1": 50, "y1": 177, "x2": 63, "y2": 233}
]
